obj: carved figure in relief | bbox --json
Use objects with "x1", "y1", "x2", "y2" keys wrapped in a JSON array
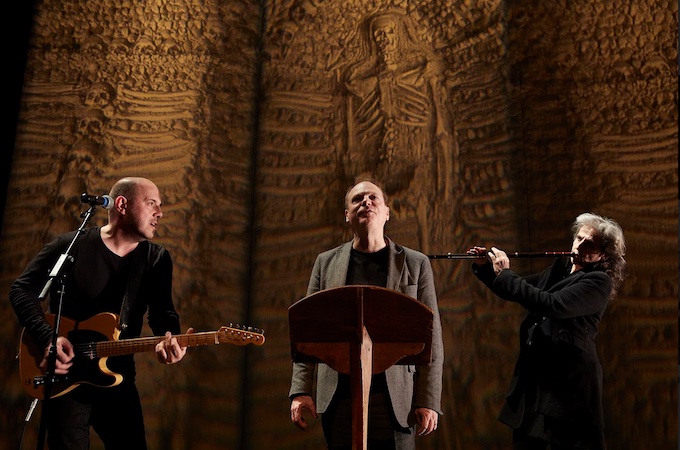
[
  {"x1": 342, "y1": 11, "x2": 457, "y2": 252},
  {"x1": 45, "y1": 82, "x2": 116, "y2": 235}
]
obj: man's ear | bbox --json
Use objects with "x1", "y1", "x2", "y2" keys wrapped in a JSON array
[
  {"x1": 345, "y1": 210, "x2": 349, "y2": 222},
  {"x1": 386, "y1": 206, "x2": 390, "y2": 221},
  {"x1": 115, "y1": 196, "x2": 127, "y2": 214}
]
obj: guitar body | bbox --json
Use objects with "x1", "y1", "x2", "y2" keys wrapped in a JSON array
[
  {"x1": 19, "y1": 313, "x2": 124, "y2": 399},
  {"x1": 19, "y1": 312, "x2": 265, "y2": 399}
]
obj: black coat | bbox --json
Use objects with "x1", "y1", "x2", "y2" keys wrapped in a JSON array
[{"x1": 473, "y1": 259, "x2": 611, "y2": 447}]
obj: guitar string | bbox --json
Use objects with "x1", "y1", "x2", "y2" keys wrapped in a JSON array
[{"x1": 71, "y1": 329, "x2": 264, "y2": 356}]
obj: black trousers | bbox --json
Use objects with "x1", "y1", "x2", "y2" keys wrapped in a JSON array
[
  {"x1": 321, "y1": 392, "x2": 415, "y2": 450},
  {"x1": 513, "y1": 431, "x2": 599, "y2": 450},
  {"x1": 45, "y1": 381, "x2": 147, "y2": 450}
]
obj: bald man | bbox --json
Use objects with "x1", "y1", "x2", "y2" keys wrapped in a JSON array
[{"x1": 10, "y1": 177, "x2": 192, "y2": 450}]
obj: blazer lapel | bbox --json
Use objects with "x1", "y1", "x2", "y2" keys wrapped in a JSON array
[
  {"x1": 386, "y1": 238, "x2": 406, "y2": 291},
  {"x1": 327, "y1": 242, "x2": 352, "y2": 288}
]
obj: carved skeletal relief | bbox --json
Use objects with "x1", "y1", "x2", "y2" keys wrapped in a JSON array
[
  {"x1": 340, "y1": 10, "x2": 459, "y2": 252},
  {"x1": 260, "y1": 5, "x2": 469, "y2": 257}
]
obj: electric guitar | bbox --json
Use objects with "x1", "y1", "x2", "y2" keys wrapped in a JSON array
[{"x1": 19, "y1": 312, "x2": 265, "y2": 399}]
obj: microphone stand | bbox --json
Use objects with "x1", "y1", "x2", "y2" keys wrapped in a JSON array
[{"x1": 35, "y1": 203, "x2": 101, "y2": 450}]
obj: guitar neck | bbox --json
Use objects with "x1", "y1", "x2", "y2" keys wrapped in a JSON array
[{"x1": 94, "y1": 331, "x2": 223, "y2": 357}]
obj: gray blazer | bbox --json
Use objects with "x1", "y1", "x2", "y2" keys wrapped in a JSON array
[{"x1": 289, "y1": 238, "x2": 444, "y2": 428}]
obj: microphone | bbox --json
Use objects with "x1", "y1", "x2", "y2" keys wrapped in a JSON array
[{"x1": 80, "y1": 193, "x2": 114, "y2": 210}]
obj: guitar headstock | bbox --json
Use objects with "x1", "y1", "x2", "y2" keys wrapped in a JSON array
[{"x1": 217, "y1": 324, "x2": 266, "y2": 346}]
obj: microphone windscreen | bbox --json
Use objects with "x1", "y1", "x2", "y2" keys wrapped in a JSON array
[{"x1": 101, "y1": 195, "x2": 114, "y2": 210}]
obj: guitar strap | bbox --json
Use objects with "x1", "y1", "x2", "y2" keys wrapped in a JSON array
[{"x1": 118, "y1": 241, "x2": 150, "y2": 334}]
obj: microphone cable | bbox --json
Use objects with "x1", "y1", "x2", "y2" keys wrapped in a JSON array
[{"x1": 19, "y1": 398, "x2": 39, "y2": 450}]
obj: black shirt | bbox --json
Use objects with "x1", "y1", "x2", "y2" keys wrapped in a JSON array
[
  {"x1": 336, "y1": 245, "x2": 390, "y2": 397},
  {"x1": 9, "y1": 227, "x2": 181, "y2": 379}
]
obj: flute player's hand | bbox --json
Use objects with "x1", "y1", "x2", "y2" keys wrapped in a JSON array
[
  {"x1": 488, "y1": 247, "x2": 510, "y2": 275},
  {"x1": 467, "y1": 246, "x2": 489, "y2": 266}
]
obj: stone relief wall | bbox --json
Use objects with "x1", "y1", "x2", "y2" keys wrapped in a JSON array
[{"x1": 0, "y1": 0, "x2": 677, "y2": 449}]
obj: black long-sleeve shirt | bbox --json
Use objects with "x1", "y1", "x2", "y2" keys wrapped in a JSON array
[{"x1": 10, "y1": 227, "x2": 181, "y2": 377}]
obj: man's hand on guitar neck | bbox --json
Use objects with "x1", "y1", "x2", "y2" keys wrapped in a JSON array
[
  {"x1": 40, "y1": 336, "x2": 75, "y2": 374},
  {"x1": 155, "y1": 328, "x2": 194, "y2": 364}
]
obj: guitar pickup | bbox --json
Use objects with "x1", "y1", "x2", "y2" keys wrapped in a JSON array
[{"x1": 33, "y1": 374, "x2": 70, "y2": 387}]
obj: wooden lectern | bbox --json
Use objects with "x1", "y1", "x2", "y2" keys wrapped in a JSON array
[{"x1": 289, "y1": 285, "x2": 434, "y2": 450}]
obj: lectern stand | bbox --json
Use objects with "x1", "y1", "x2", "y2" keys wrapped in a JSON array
[{"x1": 289, "y1": 285, "x2": 434, "y2": 450}]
